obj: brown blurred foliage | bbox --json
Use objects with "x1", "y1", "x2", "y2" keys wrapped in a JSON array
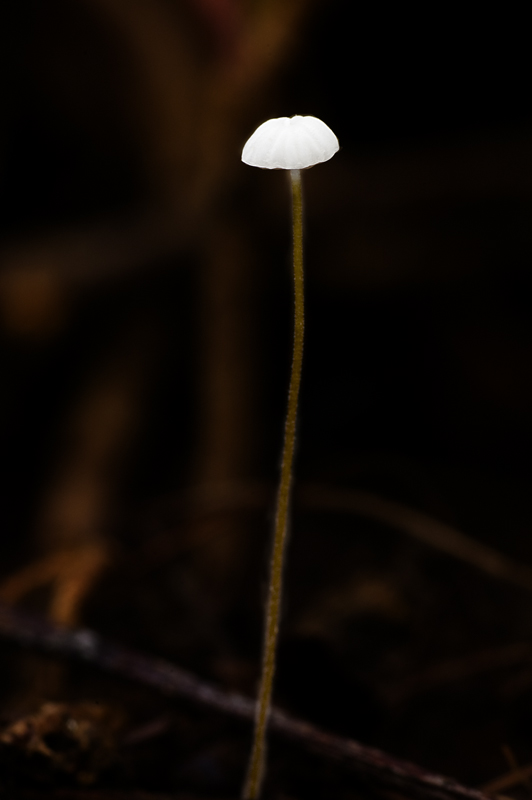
[{"x1": 2, "y1": 1, "x2": 532, "y2": 797}]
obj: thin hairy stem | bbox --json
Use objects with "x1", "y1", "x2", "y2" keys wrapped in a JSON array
[{"x1": 243, "y1": 169, "x2": 304, "y2": 800}]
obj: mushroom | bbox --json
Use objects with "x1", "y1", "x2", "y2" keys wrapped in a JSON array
[
  {"x1": 242, "y1": 115, "x2": 339, "y2": 170},
  {"x1": 241, "y1": 115, "x2": 339, "y2": 800}
]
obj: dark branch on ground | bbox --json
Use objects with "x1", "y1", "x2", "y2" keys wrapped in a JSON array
[{"x1": 0, "y1": 603, "x2": 495, "y2": 800}]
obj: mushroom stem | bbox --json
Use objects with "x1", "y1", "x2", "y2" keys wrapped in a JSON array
[{"x1": 243, "y1": 168, "x2": 304, "y2": 800}]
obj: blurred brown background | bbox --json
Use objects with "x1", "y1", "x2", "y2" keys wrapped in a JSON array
[{"x1": 2, "y1": 1, "x2": 532, "y2": 797}]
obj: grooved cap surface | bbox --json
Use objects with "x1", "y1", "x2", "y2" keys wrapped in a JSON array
[{"x1": 242, "y1": 115, "x2": 339, "y2": 170}]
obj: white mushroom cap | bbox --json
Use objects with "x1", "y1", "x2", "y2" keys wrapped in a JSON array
[{"x1": 242, "y1": 115, "x2": 339, "y2": 170}]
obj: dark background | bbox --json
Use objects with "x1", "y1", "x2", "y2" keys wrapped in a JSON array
[{"x1": 2, "y1": 1, "x2": 532, "y2": 797}]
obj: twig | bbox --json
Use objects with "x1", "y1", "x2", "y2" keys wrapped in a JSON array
[
  {"x1": 381, "y1": 642, "x2": 532, "y2": 704},
  {"x1": 0, "y1": 603, "x2": 495, "y2": 800},
  {"x1": 298, "y1": 485, "x2": 532, "y2": 593},
  {"x1": 482, "y1": 763, "x2": 532, "y2": 795},
  {"x1": 158, "y1": 481, "x2": 532, "y2": 594}
]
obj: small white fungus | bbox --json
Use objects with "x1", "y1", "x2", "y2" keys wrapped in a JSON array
[{"x1": 242, "y1": 115, "x2": 339, "y2": 170}]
